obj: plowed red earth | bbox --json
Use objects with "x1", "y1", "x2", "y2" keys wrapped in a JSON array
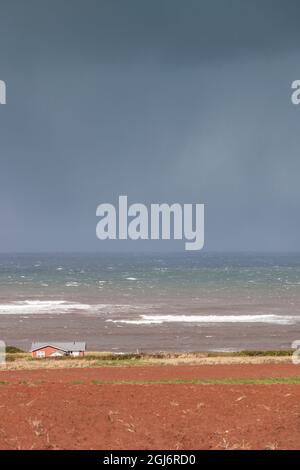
[{"x1": 0, "y1": 364, "x2": 300, "y2": 449}]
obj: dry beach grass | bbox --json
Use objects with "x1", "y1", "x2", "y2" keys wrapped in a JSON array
[{"x1": 2, "y1": 350, "x2": 294, "y2": 370}]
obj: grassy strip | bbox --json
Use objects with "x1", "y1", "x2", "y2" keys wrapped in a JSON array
[
  {"x1": 6, "y1": 346, "x2": 24, "y2": 354},
  {"x1": 6, "y1": 349, "x2": 293, "y2": 362},
  {"x1": 91, "y1": 377, "x2": 300, "y2": 385},
  {"x1": 207, "y1": 350, "x2": 293, "y2": 357},
  {"x1": 0, "y1": 377, "x2": 300, "y2": 386},
  {"x1": 85, "y1": 350, "x2": 293, "y2": 360}
]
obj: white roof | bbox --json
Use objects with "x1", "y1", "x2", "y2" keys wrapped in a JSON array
[{"x1": 30, "y1": 342, "x2": 86, "y2": 352}]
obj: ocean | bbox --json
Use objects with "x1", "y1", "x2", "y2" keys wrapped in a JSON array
[{"x1": 1, "y1": 252, "x2": 300, "y2": 352}]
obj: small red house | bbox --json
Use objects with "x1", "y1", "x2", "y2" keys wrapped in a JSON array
[{"x1": 30, "y1": 342, "x2": 86, "y2": 358}]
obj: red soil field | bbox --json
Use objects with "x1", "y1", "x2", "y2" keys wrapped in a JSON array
[{"x1": 0, "y1": 364, "x2": 300, "y2": 450}]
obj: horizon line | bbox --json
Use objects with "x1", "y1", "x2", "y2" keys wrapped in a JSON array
[{"x1": 0, "y1": 250, "x2": 300, "y2": 255}]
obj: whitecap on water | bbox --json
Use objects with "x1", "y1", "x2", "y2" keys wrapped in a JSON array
[
  {"x1": 107, "y1": 314, "x2": 300, "y2": 326},
  {"x1": 0, "y1": 300, "x2": 90, "y2": 315}
]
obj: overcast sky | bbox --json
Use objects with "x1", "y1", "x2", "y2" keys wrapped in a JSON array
[{"x1": 0, "y1": 0, "x2": 300, "y2": 252}]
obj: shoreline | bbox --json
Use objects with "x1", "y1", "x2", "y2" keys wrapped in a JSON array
[{"x1": 2, "y1": 310, "x2": 300, "y2": 353}]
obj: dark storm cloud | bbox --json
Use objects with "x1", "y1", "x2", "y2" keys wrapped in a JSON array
[
  {"x1": 0, "y1": 0, "x2": 300, "y2": 64},
  {"x1": 0, "y1": 0, "x2": 300, "y2": 251}
]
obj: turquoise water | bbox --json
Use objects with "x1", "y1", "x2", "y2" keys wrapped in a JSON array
[{"x1": 1, "y1": 252, "x2": 300, "y2": 312}]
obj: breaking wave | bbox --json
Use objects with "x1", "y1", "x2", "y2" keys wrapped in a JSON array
[
  {"x1": 0, "y1": 300, "x2": 91, "y2": 314},
  {"x1": 107, "y1": 314, "x2": 300, "y2": 325},
  {"x1": 0, "y1": 300, "x2": 152, "y2": 315}
]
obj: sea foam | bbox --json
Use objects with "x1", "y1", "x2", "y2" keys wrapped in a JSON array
[
  {"x1": 0, "y1": 300, "x2": 152, "y2": 315},
  {"x1": 0, "y1": 300, "x2": 90, "y2": 315},
  {"x1": 107, "y1": 314, "x2": 300, "y2": 325}
]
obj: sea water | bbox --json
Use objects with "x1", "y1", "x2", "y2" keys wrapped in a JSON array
[{"x1": 1, "y1": 252, "x2": 300, "y2": 351}]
